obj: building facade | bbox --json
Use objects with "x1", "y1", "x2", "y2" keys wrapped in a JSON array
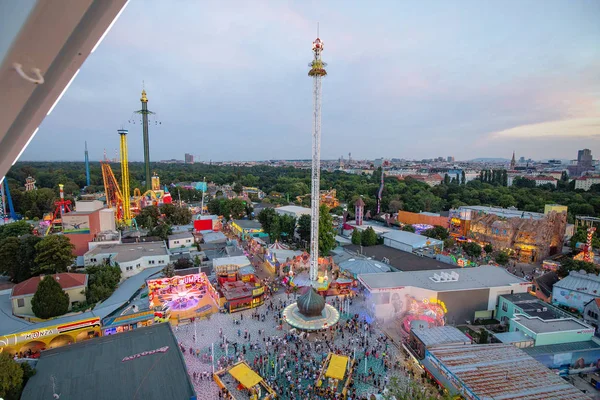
[
  {"x1": 84, "y1": 242, "x2": 170, "y2": 279},
  {"x1": 10, "y1": 274, "x2": 88, "y2": 317},
  {"x1": 552, "y1": 271, "x2": 600, "y2": 313}
]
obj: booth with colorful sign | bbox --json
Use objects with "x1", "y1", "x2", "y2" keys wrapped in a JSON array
[{"x1": 147, "y1": 273, "x2": 219, "y2": 323}]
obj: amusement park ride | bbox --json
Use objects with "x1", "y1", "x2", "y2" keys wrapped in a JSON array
[
  {"x1": 0, "y1": 178, "x2": 19, "y2": 222},
  {"x1": 574, "y1": 227, "x2": 597, "y2": 263},
  {"x1": 101, "y1": 95, "x2": 170, "y2": 227},
  {"x1": 376, "y1": 160, "x2": 390, "y2": 215}
]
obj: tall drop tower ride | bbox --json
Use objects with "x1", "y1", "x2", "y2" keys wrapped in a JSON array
[
  {"x1": 84, "y1": 141, "x2": 90, "y2": 187},
  {"x1": 308, "y1": 34, "x2": 327, "y2": 282},
  {"x1": 118, "y1": 129, "x2": 132, "y2": 225},
  {"x1": 135, "y1": 89, "x2": 154, "y2": 190}
]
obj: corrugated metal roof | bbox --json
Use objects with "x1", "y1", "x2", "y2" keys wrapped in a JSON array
[
  {"x1": 412, "y1": 326, "x2": 471, "y2": 347},
  {"x1": 427, "y1": 344, "x2": 590, "y2": 400},
  {"x1": 554, "y1": 271, "x2": 600, "y2": 297}
]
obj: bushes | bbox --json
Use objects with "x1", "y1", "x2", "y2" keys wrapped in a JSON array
[{"x1": 462, "y1": 242, "x2": 482, "y2": 258}]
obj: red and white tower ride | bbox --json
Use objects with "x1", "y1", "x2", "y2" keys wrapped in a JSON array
[{"x1": 308, "y1": 35, "x2": 327, "y2": 282}]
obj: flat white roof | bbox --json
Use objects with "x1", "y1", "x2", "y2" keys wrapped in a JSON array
[
  {"x1": 382, "y1": 230, "x2": 443, "y2": 248},
  {"x1": 359, "y1": 265, "x2": 527, "y2": 292},
  {"x1": 212, "y1": 255, "x2": 251, "y2": 268},
  {"x1": 85, "y1": 242, "x2": 169, "y2": 263},
  {"x1": 512, "y1": 314, "x2": 593, "y2": 334},
  {"x1": 275, "y1": 205, "x2": 311, "y2": 215}
]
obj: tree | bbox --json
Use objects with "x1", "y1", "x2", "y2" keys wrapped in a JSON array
[
  {"x1": 558, "y1": 258, "x2": 597, "y2": 278},
  {"x1": 173, "y1": 258, "x2": 194, "y2": 270},
  {"x1": 462, "y1": 242, "x2": 482, "y2": 257},
  {"x1": 0, "y1": 238, "x2": 20, "y2": 281},
  {"x1": 484, "y1": 244, "x2": 493, "y2": 253},
  {"x1": 402, "y1": 224, "x2": 416, "y2": 233},
  {"x1": 495, "y1": 251, "x2": 509, "y2": 265},
  {"x1": 384, "y1": 376, "x2": 452, "y2": 400},
  {"x1": 149, "y1": 223, "x2": 173, "y2": 241},
  {"x1": 85, "y1": 265, "x2": 121, "y2": 304},
  {"x1": 0, "y1": 353, "x2": 23, "y2": 399},
  {"x1": 318, "y1": 204, "x2": 336, "y2": 256},
  {"x1": 297, "y1": 214, "x2": 311, "y2": 243},
  {"x1": 160, "y1": 203, "x2": 192, "y2": 226},
  {"x1": 257, "y1": 208, "x2": 277, "y2": 235},
  {"x1": 0, "y1": 221, "x2": 33, "y2": 241},
  {"x1": 479, "y1": 328, "x2": 489, "y2": 344},
  {"x1": 232, "y1": 182, "x2": 243, "y2": 194},
  {"x1": 461, "y1": 170, "x2": 466, "y2": 185},
  {"x1": 443, "y1": 237, "x2": 455, "y2": 249},
  {"x1": 137, "y1": 205, "x2": 161, "y2": 229},
  {"x1": 569, "y1": 227, "x2": 600, "y2": 250},
  {"x1": 422, "y1": 225, "x2": 449, "y2": 240},
  {"x1": 361, "y1": 227, "x2": 377, "y2": 246},
  {"x1": 31, "y1": 275, "x2": 70, "y2": 319},
  {"x1": 34, "y1": 235, "x2": 75, "y2": 274},
  {"x1": 351, "y1": 229, "x2": 362, "y2": 245},
  {"x1": 279, "y1": 214, "x2": 297, "y2": 242}
]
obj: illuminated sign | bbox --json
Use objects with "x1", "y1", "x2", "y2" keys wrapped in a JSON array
[
  {"x1": 122, "y1": 346, "x2": 169, "y2": 362},
  {"x1": 252, "y1": 287, "x2": 264, "y2": 297}
]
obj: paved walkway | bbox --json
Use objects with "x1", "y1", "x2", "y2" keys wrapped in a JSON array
[{"x1": 174, "y1": 289, "x2": 425, "y2": 399}]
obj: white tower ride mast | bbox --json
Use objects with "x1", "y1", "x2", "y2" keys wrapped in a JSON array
[{"x1": 308, "y1": 34, "x2": 327, "y2": 282}]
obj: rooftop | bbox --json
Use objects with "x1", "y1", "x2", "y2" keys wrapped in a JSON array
[
  {"x1": 11, "y1": 273, "x2": 88, "y2": 298},
  {"x1": 522, "y1": 339, "x2": 600, "y2": 357},
  {"x1": 21, "y1": 323, "x2": 195, "y2": 400},
  {"x1": 458, "y1": 205, "x2": 545, "y2": 220},
  {"x1": 382, "y1": 230, "x2": 443, "y2": 248},
  {"x1": 275, "y1": 205, "x2": 311, "y2": 215},
  {"x1": 554, "y1": 271, "x2": 600, "y2": 297},
  {"x1": 412, "y1": 326, "x2": 471, "y2": 347},
  {"x1": 359, "y1": 265, "x2": 527, "y2": 292},
  {"x1": 535, "y1": 271, "x2": 559, "y2": 298},
  {"x1": 494, "y1": 330, "x2": 534, "y2": 344},
  {"x1": 338, "y1": 258, "x2": 391, "y2": 276},
  {"x1": 167, "y1": 231, "x2": 194, "y2": 240},
  {"x1": 232, "y1": 219, "x2": 263, "y2": 230},
  {"x1": 512, "y1": 314, "x2": 593, "y2": 334},
  {"x1": 213, "y1": 255, "x2": 251, "y2": 269},
  {"x1": 85, "y1": 242, "x2": 169, "y2": 263},
  {"x1": 344, "y1": 245, "x2": 448, "y2": 272},
  {"x1": 500, "y1": 292, "x2": 570, "y2": 320},
  {"x1": 427, "y1": 344, "x2": 589, "y2": 400}
]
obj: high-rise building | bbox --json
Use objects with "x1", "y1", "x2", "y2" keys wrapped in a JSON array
[
  {"x1": 447, "y1": 156, "x2": 454, "y2": 162},
  {"x1": 184, "y1": 153, "x2": 194, "y2": 164},
  {"x1": 519, "y1": 156, "x2": 525, "y2": 164},
  {"x1": 568, "y1": 148, "x2": 594, "y2": 177}
]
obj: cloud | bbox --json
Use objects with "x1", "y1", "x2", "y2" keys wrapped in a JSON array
[{"x1": 490, "y1": 117, "x2": 600, "y2": 139}]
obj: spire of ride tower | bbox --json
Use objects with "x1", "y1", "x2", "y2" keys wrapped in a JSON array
[
  {"x1": 135, "y1": 85, "x2": 154, "y2": 190},
  {"x1": 308, "y1": 30, "x2": 327, "y2": 283}
]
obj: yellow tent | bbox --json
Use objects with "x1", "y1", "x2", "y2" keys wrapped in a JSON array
[
  {"x1": 229, "y1": 363, "x2": 263, "y2": 389},
  {"x1": 325, "y1": 354, "x2": 348, "y2": 380}
]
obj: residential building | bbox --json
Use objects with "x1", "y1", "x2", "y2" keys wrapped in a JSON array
[
  {"x1": 584, "y1": 298, "x2": 600, "y2": 334},
  {"x1": 358, "y1": 265, "x2": 529, "y2": 325},
  {"x1": 553, "y1": 271, "x2": 600, "y2": 313},
  {"x1": 167, "y1": 232, "x2": 195, "y2": 250},
  {"x1": 509, "y1": 314, "x2": 594, "y2": 347},
  {"x1": 574, "y1": 176, "x2": 600, "y2": 191},
  {"x1": 531, "y1": 271, "x2": 559, "y2": 302},
  {"x1": 184, "y1": 153, "x2": 194, "y2": 164},
  {"x1": 10, "y1": 274, "x2": 88, "y2": 317},
  {"x1": 495, "y1": 292, "x2": 572, "y2": 324},
  {"x1": 523, "y1": 175, "x2": 558, "y2": 187},
  {"x1": 83, "y1": 242, "x2": 170, "y2": 279},
  {"x1": 447, "y1": 156, "x2": 454, "y2": 162},
  {"x1": 424, "y1": 344, "x2": 589, "y2": 399}
]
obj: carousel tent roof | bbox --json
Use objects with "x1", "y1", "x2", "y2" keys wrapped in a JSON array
[
  {"x1": 268, "y1": 240, "x2": 289, "y2": 250},
  {"x1": 229, "y1": 362, "x2": 263, "y2": 389},
  {"x1": 325, "y1": 354, "x2": 349, "y2": 380},
  {"x1": 338, "y1": 258, "x2": 391, "y2": 275}
]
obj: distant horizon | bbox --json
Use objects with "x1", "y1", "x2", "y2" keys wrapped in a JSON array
[{"x1": 18, "y1": 1, "x2": 600, "y2": 162}]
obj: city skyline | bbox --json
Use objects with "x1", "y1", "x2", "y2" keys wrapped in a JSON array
[{"x1": 20, "y1": 0, "x2": 600, "y2": 162}]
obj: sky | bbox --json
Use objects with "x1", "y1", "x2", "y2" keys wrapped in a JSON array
[{"x1": 22, "y1": 0, "x2": 600, "y2": 162}]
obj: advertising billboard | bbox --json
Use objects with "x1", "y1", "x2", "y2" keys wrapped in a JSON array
[{"x1": 62, "y1": 214, "x2": 91, "y2": 234}]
